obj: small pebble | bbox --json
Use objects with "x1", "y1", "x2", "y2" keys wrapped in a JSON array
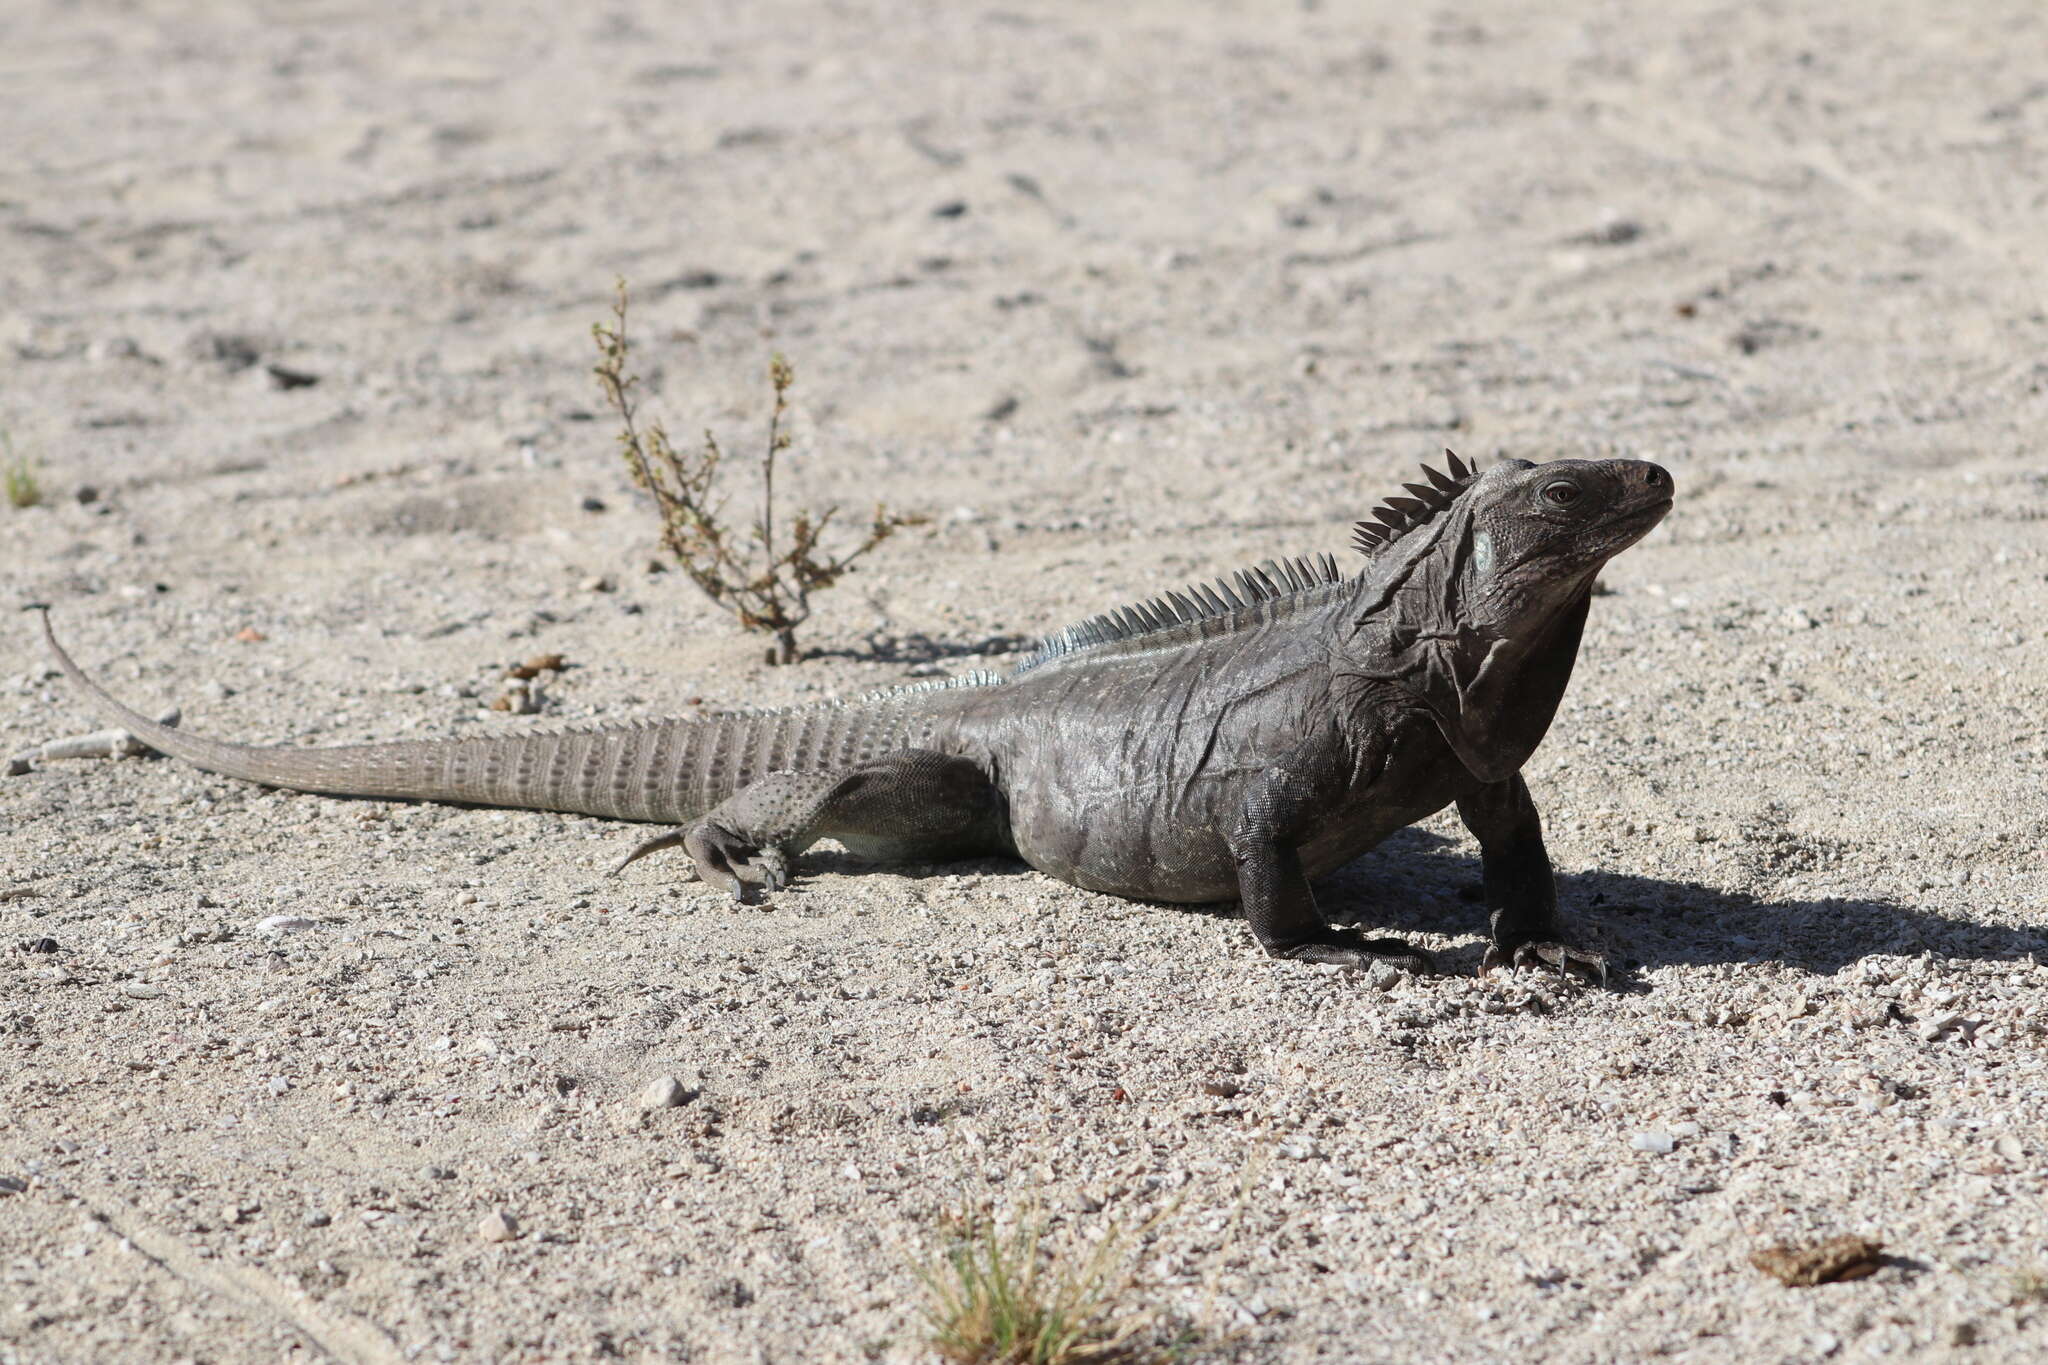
[
  {"x1": 478, "y1": 1210, "x2": 520, "y2": 1242},
  {"x1": 1750, "y1": 1234, "x2": 1884, "y2": 1286},
  {"x1": 1919, "y1": 1013, "x2": 1963, "y2": 1042},
  {"x1": 256, "y1": 914, "x2": 320, "y2": 936},
  {"x1": 304, "y1": 1211, "x2": 331, "y2": 1227},
  {"x1": 1631, "y1": 1129, "x2": 1676, "y2": 1154},
  {"x1": 639, "y1": 1075, "x2": 690, "y2": 1109}
]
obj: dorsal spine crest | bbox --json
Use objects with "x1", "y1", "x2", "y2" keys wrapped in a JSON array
[{"x1": 1351, "y1": 449, "x2": 1479, "y2": 556}]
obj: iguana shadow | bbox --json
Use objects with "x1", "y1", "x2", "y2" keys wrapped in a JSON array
[
  {"x1": 812, "y1": 826, "x2": 2044, "y2": 978},
  {"x1": 1320, "y1": 826, "x2": 2045, "y2": 978},
  {"x1": 806, "y1": 631, "x2": 1035, "y2": 666}
]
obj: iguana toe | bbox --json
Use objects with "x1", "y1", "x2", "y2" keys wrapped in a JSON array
[
  {"x1": 1272, "y1": 935, "x2": 1432, "y2": 974},
  {"x1": 683, "y1": 822, "x2": 772, "y2": 902},
  {"x1": 745, "y1": 846, "x2": 792, "y2": 893},
  {"x1": 1484, "y1": 940, "x2": 1608, "y2": 987}
]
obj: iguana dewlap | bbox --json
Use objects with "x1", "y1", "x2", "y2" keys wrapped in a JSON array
[{"x1": 36, "y1": 453, "x2": 1672, "y2": 978}]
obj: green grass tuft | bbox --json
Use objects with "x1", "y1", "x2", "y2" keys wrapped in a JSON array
[
  {"x1": 2, "y1": 431, "x2": 38, "y2": 509},
  {"x1": 918, "y1": 1207, "x2": 1162, "y2": 1365}
]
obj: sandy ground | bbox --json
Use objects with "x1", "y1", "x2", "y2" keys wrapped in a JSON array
[{"x1": 4, "y1": 1, "x2": 2047, "y2": 1361}]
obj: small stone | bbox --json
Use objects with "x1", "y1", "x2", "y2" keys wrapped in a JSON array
[
  {"x1": 478, "y1": 1210, "x2": 519, "y2": 1243},
  {"x1": 506, "y1": 654, "x2": 566, "y2": 680},
  {"x1": 579, "y1": 575, "x2": 616, "y2": 593},
  {"x1": 0, "y1": 1176, "x2": 28, "y2": 1195},
  {"x1": 304, "y1": 1211, "x2": 332, "y2": 1227},
  {"x1": 1200, "y1": 1079, "x2": 1242, "y2": 1099},
  {"x1": 489, "y1": 681, "x2": 541, "y2": 715},
  {"x1": 264, "y1": 362, "x2": 320, "y2": 391},
  {"x1": 120, "y1": 983, "x2": 165, "y2": 1000},
  {"x1": 234, "y1": 626, "x2": 267, "y2": 643},
  {"x1": 1919, "y1": 1013, "x2": 1963, "y2": 1042},
  {"x1": 579, "y1": 496, "x2": 607, "y2": 513},
  {"x1": 1750, "y1": 1234, "x2": 1884, "y2": 1286},
  {"x1": 1363, "y1": 960, "x2": 1407, "y2": 991},
  {"x1": 708, "y1": 1277, "x2": 754, "y2": 1308},
  {"x1": 255, "y1": 914, "x2": 319, "y2": 936},
  {"x1": 1631, "y1": 1129, "x2": 1676, "y2": 1154},
  {"x1": 421, "y1": 1165, "x2": 455, "y2": 1181},
  {"x1": 638, "y1": 1075, "x2": 691, "y2": 1110}
]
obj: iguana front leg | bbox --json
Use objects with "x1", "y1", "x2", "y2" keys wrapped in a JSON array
[
  {"x1": 619, "y1": 749, "x2": 1008, "y2": 902},
  {"x1": 1456, "y1": 774, "x2": 1606, "y2": 984},
  {"x1": 1231, "y1": 767, "x2": 1432, "y2": 972}
]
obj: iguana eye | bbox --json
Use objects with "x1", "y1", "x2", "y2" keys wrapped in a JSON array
[{"x1": 1543, "y1": 481, "x2": 1581, "y2": 507}]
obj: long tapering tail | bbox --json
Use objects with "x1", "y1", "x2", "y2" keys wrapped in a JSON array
[
  {"x1": 31, "y1": 608, "x2": 994, "y2": 822},
  {"x1": 32, "y1": 605, "x2": 551, "y2": 805}
]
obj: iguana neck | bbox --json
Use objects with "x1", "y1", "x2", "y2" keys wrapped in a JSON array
[{"x1": 1337, "y1": 516, "x2": 1593, "y2": 783}]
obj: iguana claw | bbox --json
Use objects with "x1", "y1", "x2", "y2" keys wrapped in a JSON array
[
  {"x1": 1274, "y1": 936, "x2": 1433, "y2": 974},
  {"x1": 613, "y1": 823, "x2": 795, "y2": 903},
  {"x1": 1482, "y1": 940, "x2": 1608, "y2": 987}
]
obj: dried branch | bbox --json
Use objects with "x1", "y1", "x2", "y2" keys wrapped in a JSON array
[{"x1": 593, "y1": 281, "x2": 924, "y2": 664}]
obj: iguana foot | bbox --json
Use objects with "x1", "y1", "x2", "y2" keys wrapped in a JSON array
[
  {"x1": 1272, "y1": 935, "x2": 1433, "y2": 974},
  {"x1": 1482, "y1": 939, "x2": 1607, "y2": 986},
  {"x1": 682, "y1": 823, "x2": 793, "y2": 905}
]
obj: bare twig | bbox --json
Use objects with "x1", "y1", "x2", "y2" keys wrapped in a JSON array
[
  {"x1": 7, "y1": 709, "x2": 182, "y2": 775},
  {"x1": 593, "y1": 282, "x2": 923, "y2": 664}
]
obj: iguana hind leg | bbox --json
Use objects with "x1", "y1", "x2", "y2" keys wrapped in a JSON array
[
  {"x1": 1456, "y1": 774, "x2": 1607, "y2": 985},
  {"x1": 620, "y1": 749, "x2": 1008, "y2": 903}
]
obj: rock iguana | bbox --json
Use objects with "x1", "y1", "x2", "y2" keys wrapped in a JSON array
[{"x1": 33, "y1": 453, "x2": 1672, "y2": 977}]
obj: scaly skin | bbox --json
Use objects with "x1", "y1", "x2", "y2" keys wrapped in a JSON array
[{"x1": 35, "y1": 453, "x2": 1672, "y2": 979}]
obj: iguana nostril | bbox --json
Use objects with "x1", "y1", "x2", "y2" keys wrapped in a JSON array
[{"x1": 1642, "y1": 465, "x2": 1671, "y2": 489}]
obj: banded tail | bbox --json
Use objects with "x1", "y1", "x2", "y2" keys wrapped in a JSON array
[{"x1": 31, "y1": 608, "x2": 991, "y2": 824}]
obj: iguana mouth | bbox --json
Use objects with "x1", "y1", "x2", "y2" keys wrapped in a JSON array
[{"x1": 1611, "y1": 493, "x2": 1674, "y2": 535}]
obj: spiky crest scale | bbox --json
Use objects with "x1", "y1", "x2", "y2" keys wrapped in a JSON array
[
  {"x1": 1016, "y1": 552, "x2": 1345, "y2": 674},
  {"x1": 1351, "y1": 450, "x2": 1478, "y2": 556}
]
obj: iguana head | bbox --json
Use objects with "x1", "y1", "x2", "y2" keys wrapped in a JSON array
[
  {"x1": 1348, "y1": 453, "x2": 1673, "y2": 780},
  {"x1": 1454, "y1": 456, "x2": 1673, "y2": 619}
]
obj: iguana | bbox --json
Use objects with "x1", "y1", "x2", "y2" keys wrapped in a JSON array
[{"x1": 32, "y1": 452, "x2": 1672, "y2": 978}]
